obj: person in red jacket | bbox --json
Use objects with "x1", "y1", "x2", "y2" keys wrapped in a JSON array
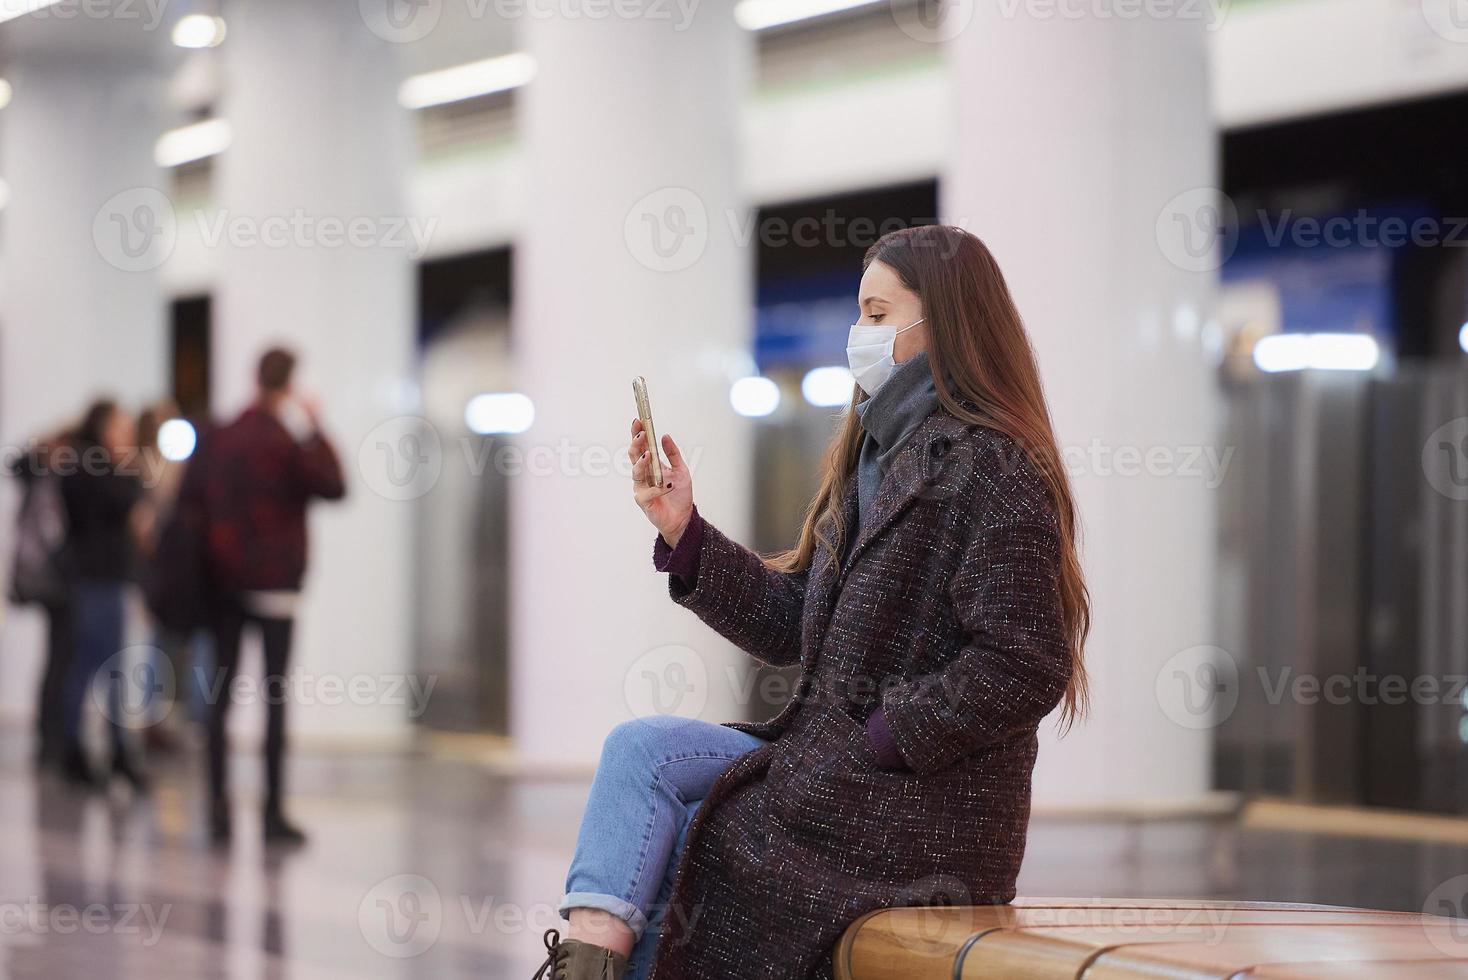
[{"x1": 195, "y1": 348, "x2": 345, "y2": 845}]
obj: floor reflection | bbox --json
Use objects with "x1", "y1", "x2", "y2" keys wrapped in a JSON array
[{"x1": 0, "y1": 734, "x2": 1463, "y2": 978}]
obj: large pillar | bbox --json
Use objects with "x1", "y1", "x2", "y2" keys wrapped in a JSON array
[
  {"x1": 216, "y1": 0, "x2": 416, "y2": 740},
  {"x1": 944, "y1": 14, "x2": 1219, "y2": 804},
  {"x1": 513, "y1": 8, "x2": 754, "y2": 767},
  {"x1": 0, "y1": 52, "x2": 167, "y2": 720}
]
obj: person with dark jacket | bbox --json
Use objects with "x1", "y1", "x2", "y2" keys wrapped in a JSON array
[
  {"x1": 9, "y1": 436, "x2": 74, "y2": 772},
  {"x1": 59, "y1": 399, "x2": 146, "y2": 790},
  {"x1": 190, "y1": 347, "x2": 345, "y2": 845},
  {"x1": 537, "y1": 226, "x2": 1093, "y2": 980}
]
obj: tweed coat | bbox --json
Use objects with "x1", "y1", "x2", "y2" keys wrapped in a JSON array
[{"x1": 647, "y1": 408, "x2": 1073, "y2": 980}]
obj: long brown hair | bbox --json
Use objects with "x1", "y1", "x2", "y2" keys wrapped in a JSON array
[{"x1": 769, "y1": 224, "x2": 1091, "y2": 731}]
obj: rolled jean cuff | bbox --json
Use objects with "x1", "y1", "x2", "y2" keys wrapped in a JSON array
[{"x1": 558, "y1": 892, "x2": 650, "y2": 941}]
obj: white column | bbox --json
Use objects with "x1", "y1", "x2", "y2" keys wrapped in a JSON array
[
  {"x1": 513, "y1": 7, "x2": 754, "y2": 768},
  {"x1": 944, "y1": 13, "x2": 1219, "y2": 804},
  {"x1": 216, "y1": 0, "x2": 416, "y2": 741},
  {"x1": 0, "y1": 56, "x2": 167, "y2": 721}
]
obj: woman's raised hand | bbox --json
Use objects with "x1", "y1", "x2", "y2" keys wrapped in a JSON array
[{"x1": 629, "y1": 418, "x2": 694, "y2": 548}]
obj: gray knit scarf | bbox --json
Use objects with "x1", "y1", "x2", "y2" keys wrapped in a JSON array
[{"x1": 850, "y1": 350, "x2": 940, "y2": 542}]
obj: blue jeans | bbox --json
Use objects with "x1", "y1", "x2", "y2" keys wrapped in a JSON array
[
  {"x1": 561, "y1": 715, "x2": 767, "y2": 979},
  {"x1": 63, "y1": 581, "x2": 126, "y2": 744}
]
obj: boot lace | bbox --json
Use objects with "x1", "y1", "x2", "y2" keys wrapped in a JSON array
[
  {"x1": 532, "y1": 928, "x2": 620, "y2": 980},
  {"x1": 532, "y1": 928, "x2": 568, "y2": 980}
]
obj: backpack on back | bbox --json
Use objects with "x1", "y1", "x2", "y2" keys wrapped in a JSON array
[{"x1": 9, "y1": 473, "x2": 69, "y2": 607}]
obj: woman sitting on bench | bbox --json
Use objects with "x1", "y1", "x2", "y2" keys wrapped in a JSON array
[{"x1": 537, "y1": 223, "x2": 1091, "y2": 980}]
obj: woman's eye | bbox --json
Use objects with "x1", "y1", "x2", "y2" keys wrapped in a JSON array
[{"x1": 870, "y1": 314, "x2": 885, "y2": 322}]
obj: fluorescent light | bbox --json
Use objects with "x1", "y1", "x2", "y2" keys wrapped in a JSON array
[
  {"x1": 398, "y1": 53, "x2": 536, "y2": 110},
  {"x1": 154, "y1": 118, "x2": 232, "y2": 168},
  {"x1": 466, "y1": 392, "x2": 534, "y2": 435},
  {"x1": 730, "y1": 376, "x2": 780, "y2": 418},
  {"x1": 172, "y1": 13, "x2": 226, "y2": 48},
  {"x1": 0, "y1": 0, "x2": 63, "y2": 26},
  {"x1": 1253, "y1": 333, "x2": 1380, "y2": 374},
  {"x1": 1459, "y1": 322, "x2": 1468, "y2": 355},
  {"x1": 0, "y1": 79, "x2": 11, "y2": 110},
  {"x1": 157, "y1": 419, "x2": 197, "y2": 462},
  {"x1": 735, "y1": 0, "x2": 881, "y2": 31},
  {"x1": 801, "y1": 366, "x2": 854, "y2": 407}
]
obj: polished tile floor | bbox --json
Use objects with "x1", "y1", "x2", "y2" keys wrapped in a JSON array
[{"x1": 2, "y1": 734, "x2": 1465, "y2": 979}]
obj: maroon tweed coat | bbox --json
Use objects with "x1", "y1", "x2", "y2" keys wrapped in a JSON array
[{"x1": 648, "y1": 410, "x2": 1072, "y2": 980}]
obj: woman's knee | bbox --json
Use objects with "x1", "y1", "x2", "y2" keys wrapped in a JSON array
[
  {"x1": 599, "y1": 716, "x2": 704, "y2": 769},
  {"x1": 600, "y1": 718, "x2": 664, "y2": 767}
]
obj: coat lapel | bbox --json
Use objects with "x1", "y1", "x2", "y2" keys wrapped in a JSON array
[
  {"x1": 797, "y1": 411, "x2": 971, "y2": 672},
  {"x1": 839, "y1": 411, "x2": 959, "y2": 579}
]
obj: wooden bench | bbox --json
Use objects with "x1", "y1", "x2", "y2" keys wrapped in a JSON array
[{"x1": 832, "y1": 898, "x2": 1468, "y2": 978}]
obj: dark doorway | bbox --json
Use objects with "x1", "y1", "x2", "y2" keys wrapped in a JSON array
[{"x1": 171, "y1": 296, "x2": 211, "y2": 419}]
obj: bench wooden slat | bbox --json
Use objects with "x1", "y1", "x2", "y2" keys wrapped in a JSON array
[
  {"x1": 1248, "y1": 962, "x2": 1468, "y2": 978},
  {"x1": 834, "y1": 901, "x2": 1468, "y2": 980}
]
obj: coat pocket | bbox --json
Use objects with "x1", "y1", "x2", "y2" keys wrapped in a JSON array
[{"x1": 773, "y1": 708, "x2": 885, "y2": 836}]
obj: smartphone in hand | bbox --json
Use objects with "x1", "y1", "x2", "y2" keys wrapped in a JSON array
[{"x1": 632, "y1": 376, "x2": 662, "y2": 487}]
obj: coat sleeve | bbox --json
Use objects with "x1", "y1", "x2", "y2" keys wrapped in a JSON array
[
  {"x1": 664, "y1": 514, "x2": 808, "y2": 668},
  {"x1": 295, "y1": 433, "x2": 346, "y2": 501},
  {"x1": 877, "y1": 454, "x2": 1072, "y2": 776}
]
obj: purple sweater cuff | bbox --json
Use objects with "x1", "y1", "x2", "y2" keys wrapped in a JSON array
[
  {"x1": 652, "y1": 505, "x2": 704, "y2": 588},
  {"x1": 866, "y1": 708, "x2": 906, "y2": 770}
]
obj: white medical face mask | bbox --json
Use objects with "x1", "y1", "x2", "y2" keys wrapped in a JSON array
[{"x1": 846, "y1": 317, "x2": 925, "y2": 396}]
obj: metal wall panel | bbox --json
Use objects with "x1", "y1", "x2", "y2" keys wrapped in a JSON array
[{"x1": 1217, "y1": 366, "x2": 1468, "y2": 814}]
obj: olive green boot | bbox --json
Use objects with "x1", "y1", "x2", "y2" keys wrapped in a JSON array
[{"x1": 533, "y1": 928, "x2": 628, "y2": 980}]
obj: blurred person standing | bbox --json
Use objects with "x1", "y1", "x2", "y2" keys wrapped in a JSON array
[
  {"x1": 133, "y1": 402, "x2": 206, "y2": 751},
  {"x1": 132, "y1": 403, "x2": 187, "y2": 550},
  {"x1": 59, "y1": 399, "x2": 147, "y2": 790},
  {"x1": 8, "y1": 431, "x2": 74, "y2": 772},
  {"x1": 191, "y1": 348, "x2": 345, "y2": 845}
]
